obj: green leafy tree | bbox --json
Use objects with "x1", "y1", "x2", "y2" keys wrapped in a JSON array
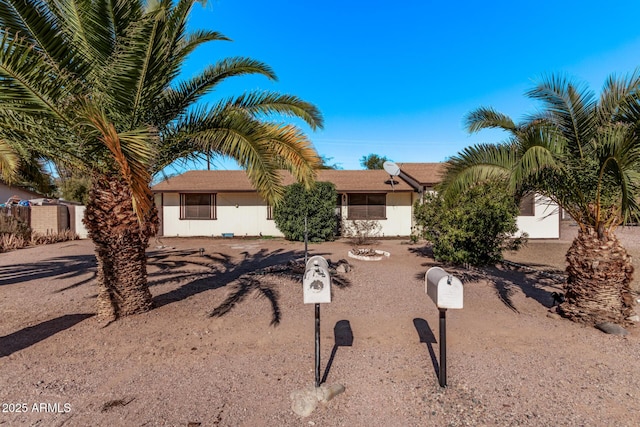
[
  {"x1": 442, "y1": 72, "x2": 640, "y2": 325},
  {"x1": 319, "y1": 155, "x2": 342, "y2": 170},
  {"x1": 414, "y1": 181, "x2": 526, "y2": 266},
  {"x1": 360, "y1": 153, "x2": 389, "y2": 170},
  {"x1": 274, "y1": 182, "x2": 337, "y2": 242},
  {"x1": 58, "y1": 174, "x2": 91, "y2": 204},
  {"x1": 0, "y1": 0, "x2": 323, "y2": 321}
]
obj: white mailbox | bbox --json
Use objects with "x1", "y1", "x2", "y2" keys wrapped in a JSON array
[
  {"x1": 425, "y1": 267, "x2": 463, "y2": 309},
  {"x1": 303, "y1": 256, "x2": 331, "y2": 304}
]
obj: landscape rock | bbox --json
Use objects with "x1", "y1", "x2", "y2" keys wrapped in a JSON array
[
  {"x1": 290, "y1": 386, "x2": 318, "y2": 417},
  {"x1": 595, "y1": 322, "x2": 629, "y2": 336},
  {"x1": 291, "y1": 383, "x2": 346, "y2": 417}
]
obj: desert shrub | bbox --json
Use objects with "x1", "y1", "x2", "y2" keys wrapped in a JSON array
[
  {"x1": 0, "y1": 233, "x2": 27, "y2": 252},
  {"x1": 342, "y1": 219, "x2": 381, "y2": 246},
  {"x1": 414, "y1": 181, "x2": 527, "y2": 266},
  {"x1": 273, "y1": 182, "x2": 338, "y2": 242},
  {"x1": 0, "y1": 229, "x2": 79, "y2": 253},
  {"x1": 0, "y1": 208, "x2": 31, "y2": 239},
  {"x1": 31, "y1": 229, "x2": 80, "y2": 245}
]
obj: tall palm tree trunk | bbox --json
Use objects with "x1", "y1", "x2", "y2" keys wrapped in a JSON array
[
  {"x1": 560, "y1": 229, "x2": 635, "y2": 325},
  {"x1": 84, "y1": 175, "x2": 155, "y2": 321}
]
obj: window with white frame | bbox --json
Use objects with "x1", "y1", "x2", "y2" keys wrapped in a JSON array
[
  {"x1": 180, "y1": 193, "x2": 216, "y2": 219},
  {"x1": 347, "y1": 193, "x2": 386, "y2": 219}
]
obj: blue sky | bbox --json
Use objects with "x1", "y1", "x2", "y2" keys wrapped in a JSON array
[{"x1": 177, "y1": 0, "x2": 640, "y2": 171}]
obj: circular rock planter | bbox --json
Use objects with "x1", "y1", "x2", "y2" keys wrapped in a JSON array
[{"x1": 347, "y1": 248, "x2": 390, "y2": 261}]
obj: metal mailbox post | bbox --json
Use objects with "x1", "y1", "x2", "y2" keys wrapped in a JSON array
[
  {"x1": 425, "y1": 267, "x2": 464, "y2": 387},
  {"x1": 303, "y1": 256, "x2": 332, "y2": 387}
]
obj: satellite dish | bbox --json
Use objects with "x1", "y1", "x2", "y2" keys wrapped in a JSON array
[
  {"x1": 383, "y1": 161, "x2": 400, "y2": 176},
  {"x1": 383, "y1": 161, "x2": 400, "y2": 191}
]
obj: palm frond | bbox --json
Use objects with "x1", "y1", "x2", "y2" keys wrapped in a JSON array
[
  {"x1": 596, "y1": 125, "x2": 640, "y2": 224},
  {"x1": 0, "y1": 31, "x2": 80, "y2": 125},
  {"x1": 230, "y1": 92, "x2": 324, "y2": 130},
  {"x1": 526, "y1": 74, "x2": 596, "y2": 158},
  {"x1": 440, "y1": 143, "x2": 514, "y2": 197},
  {"x1": 464, "y1": 106, "x2": 517, "y2": 134},
  {"x1": 80, "y1": 104, "x2": 154, "y2": 221},
  {"x1": 0, "y1": 138, "x2": 19, "y2": 182},
  {"x1": 152, "y1": 58, "x2": 278, "y2": 126},
  {"x1": 0, "y1": 0, "x2": 81, "y2": 73}
]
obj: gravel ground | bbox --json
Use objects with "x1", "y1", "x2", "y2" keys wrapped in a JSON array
[{"x1": 1, "y1": 224, "x2": 639, "y2": 426}]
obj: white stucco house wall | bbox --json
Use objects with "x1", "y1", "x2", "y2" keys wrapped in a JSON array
[
  {"x1": 151, "y1": 163, "x2": 561, "y2": 240},
  {"x1": 152, "y1": 169, "x2": 417, "y2": 238}
]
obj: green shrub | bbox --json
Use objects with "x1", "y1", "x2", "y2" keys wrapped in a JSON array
[
  {"x1": 414, "y1": 181, "x2": 527, "y2": 266},
  {"x1": 273, "y1": 182, "x2": 337, "y2": 242}
]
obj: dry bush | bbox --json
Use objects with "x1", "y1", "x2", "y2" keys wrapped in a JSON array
[
  {"x1": 342, "y1": 219, "x2": 382, "y2": 246},
  {"x1": 0, "y1": 229, "x2": 79, "y2": 253}
]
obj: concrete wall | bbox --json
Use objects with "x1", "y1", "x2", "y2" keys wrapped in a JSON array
[
  {"x1": 30, "y1": 205, "x2": 69, "y2": 235},
  {"x1": 516, "y1": 195, "x2": 560, "y2": 239},
  {"x1": 69, "y1": 205, "x2": 88, "y2": 239}
]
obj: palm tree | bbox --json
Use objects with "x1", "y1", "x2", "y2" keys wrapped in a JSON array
[
  {"x1": 0, "y1": 138, "x2": 56, "y2": 195},
  {"x1": 442, "y1": 73, "x2": 640, "y2": 325},
  {"x1": 0, "y1": 139, "x2": 18, "y2": 183},
  {"x1": 0, "y1": 0, "x2": 323, "y2": 322}
]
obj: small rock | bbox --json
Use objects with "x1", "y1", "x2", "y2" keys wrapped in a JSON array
[
  {"x1": 317, "y1": 383, "x2": 345, "y2": 402},
  {"x1": 595, "y1": 322, "x2": 629, "y2": 336},
  {"x1": 336, "y1": 264, "x2": 347, "y2": 273},
  {"x1": 290, "y1": 387, "x2": 318, "y2": 417},
  {"x1": 626, "y1": 315, "x2": 639, "y2": 322},
  {"x1": 546, "y1": 312, "x2": 561, "y2": 320}
]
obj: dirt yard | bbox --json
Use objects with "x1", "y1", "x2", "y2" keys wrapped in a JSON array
[{"x1": 1, "y1": 225, "x2": 639, "y2": 426}]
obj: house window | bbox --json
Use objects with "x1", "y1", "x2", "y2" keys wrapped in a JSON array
[
  {"x1": 519, "y1": 193, "x2": 535, "y2": 216},
  {"x1": 267, "y1": 204, "x2": 274, "y2": 220},
  {"x1": 180, "y1": 193, "x2": 216, "y2": 219},
  {"x1": 347, "y1": 193, "x2": 386, "y2": 219}
]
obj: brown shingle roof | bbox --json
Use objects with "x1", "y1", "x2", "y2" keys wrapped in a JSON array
[
  {"x1": 398, "y1": 162, "x2": 446, "y2": 186},
  {"x1": 315, "y1": 170, "x2": 413, "y2": 192},
  {"x1": 152, "y1": 169, "x2": 415, "y2": 193}
]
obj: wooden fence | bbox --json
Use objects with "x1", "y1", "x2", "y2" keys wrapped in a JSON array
[{"x1": 0, "y1": 206, "x2": 31, "y2": 233}]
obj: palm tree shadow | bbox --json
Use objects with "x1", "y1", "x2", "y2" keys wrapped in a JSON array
[
  {"x1": 0, "y1": 313, "x2": 94, "y2": 357},
  {"x1": 0, "y1": 255, "x2": 96, "y2": 289},
  {"x1": 409, "y1": 245, "x2": 565, "y2": 312},
  {"x1": 149, "y1": 248, "x2": 350, "y2": 325},
  {"x1": 209, "y1": 276, "x2": 282, "y2": 325},
  {"x1": 149, "y1": 247, "x2": 299, "y2": 307},
  {"x1": 413, "y1": 318, "x2": 439, "y2": 378}
]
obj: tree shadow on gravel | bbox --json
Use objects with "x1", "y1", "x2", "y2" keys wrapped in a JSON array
[
  {"x1": 0, "y1": 313, "x2": 94, "y2": 357},
  {"x1": 149, "y1": 248, "x2": 351, "y2": 325},
  {"x1": 409, "y1": 245, "x2": 565, "y2": 312},
  {"x1": 0, "y1": 255, "x2": 96, "y2": 288}
]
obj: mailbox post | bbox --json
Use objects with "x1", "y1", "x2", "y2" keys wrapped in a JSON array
[
  {"x1": 425, "y1": 267, "x2": 463, "y2": 387},
  {"x1": 303, "y1": 256, "x2": 332, "y2": 387}
]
